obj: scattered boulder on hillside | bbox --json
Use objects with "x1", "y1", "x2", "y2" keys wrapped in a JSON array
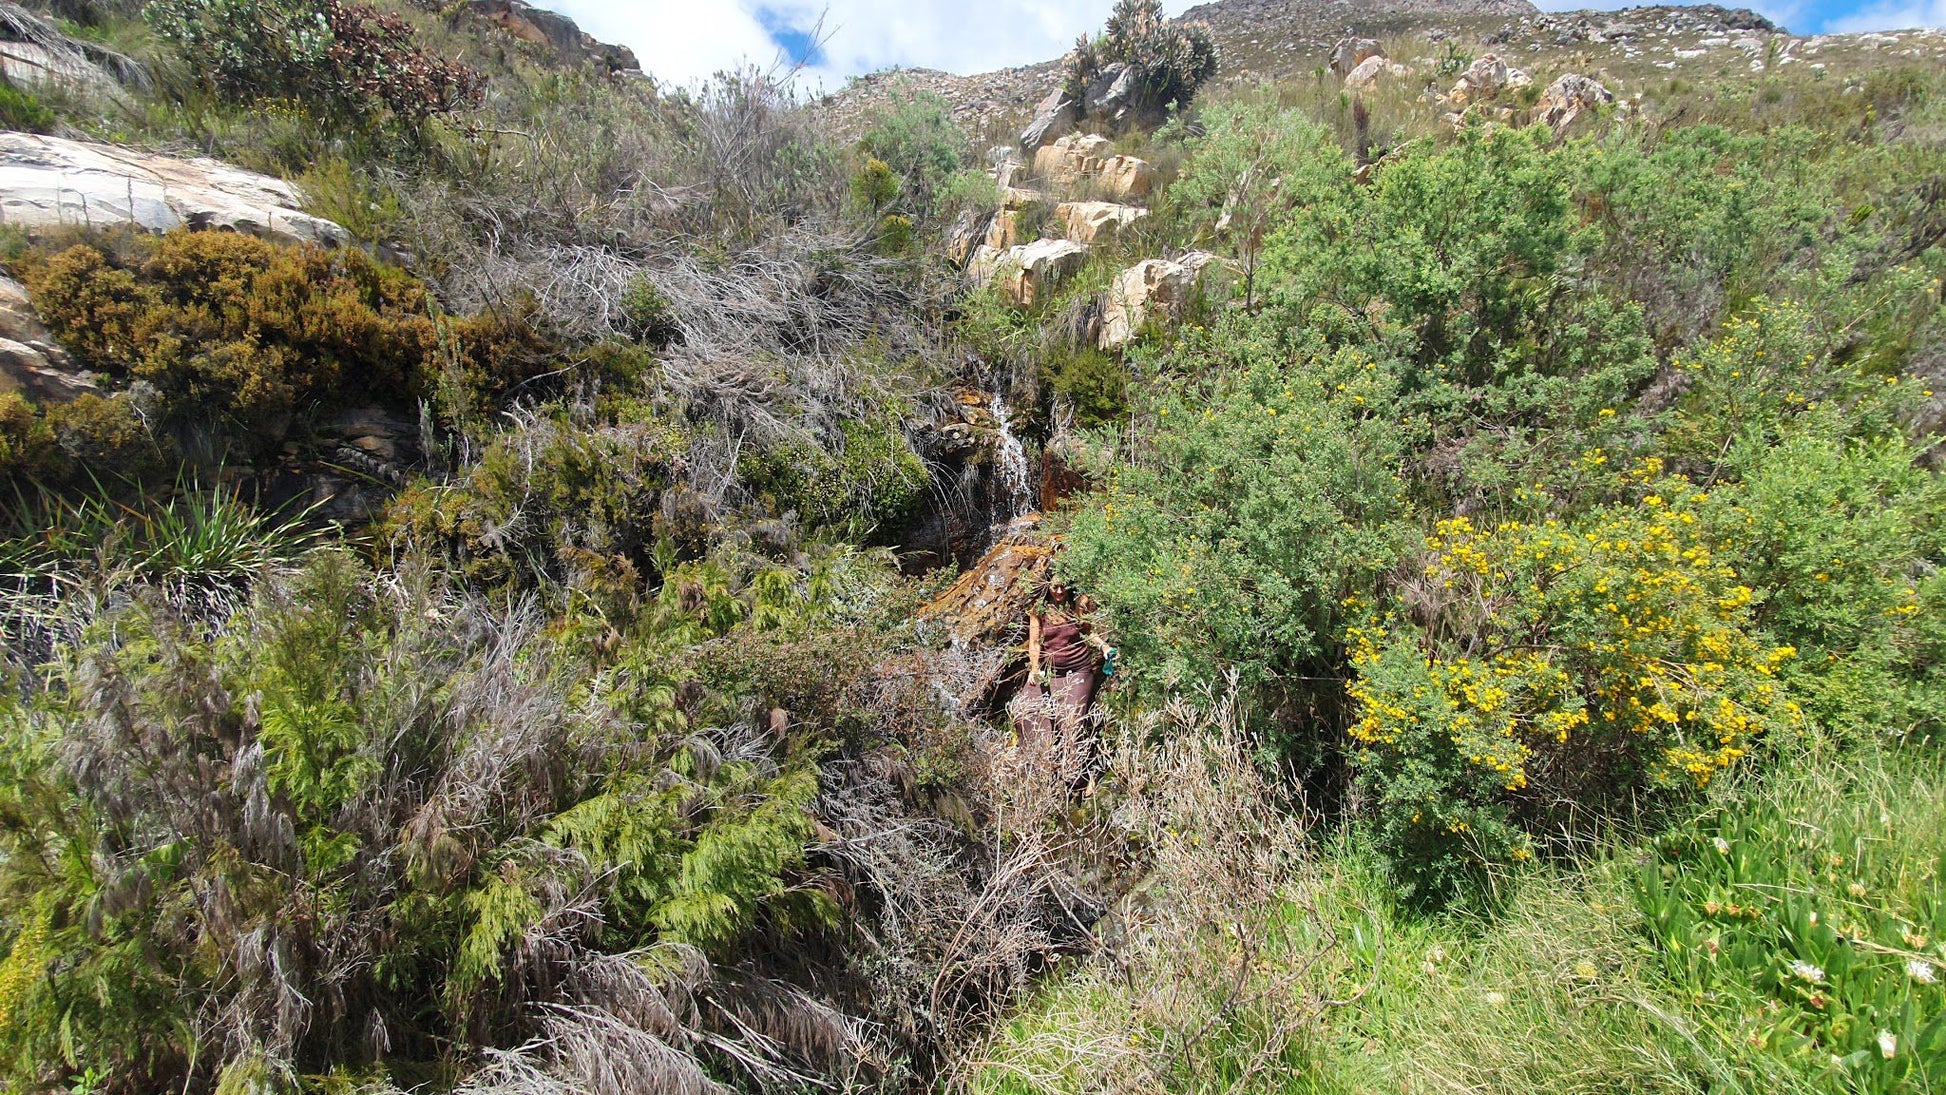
[
  {"x1": 1022, "y1": 87, "x2": 1081, "y2": 152},
  {"x1": 1034, "y1": 133, "x2": 1116, "y2": 189},
  {"x1": 1344, "y1": 55, "x2": 1415, "y2": 90},
  {"x1": 1097, "y1": 154, "x2": 1159, "y2": 202},
  {"x1": 464, "y1": 0, "x2": 641, "y2": 75},
  {"x1": 1057, "y1": 200, "x2": 1148, "y2": 245},
  {"x1": 970, "y1": 238, "x2": 1091, "y2": 307},
  {"x1": 0, "y1": 133, "x2": 348, "y2": 247},
  {"x1": 1329, "y1": 37, "x2": 1385, "y2": 78},
  {"x1": 1538, "y1": 72, "x2": 1615, "y2": 130},
  {"x1": 0, "y1": 273, "x2": 90, "y2": 402},
  {"x1": 1099, "y1": 251, "x2": 1226, "y2": 351},
  {"x1": 1446, "y1": 53, "x2": 1530, "y2": 106}
]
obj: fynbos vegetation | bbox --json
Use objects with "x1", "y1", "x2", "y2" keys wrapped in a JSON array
[{"x1": 0, "y1": 0, "x2": 1944, "y2": 1091}]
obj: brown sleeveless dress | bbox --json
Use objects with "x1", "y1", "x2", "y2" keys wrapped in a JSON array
[{"x1": 1013, "y1": 611, "x2": 1103, "y2": 785}]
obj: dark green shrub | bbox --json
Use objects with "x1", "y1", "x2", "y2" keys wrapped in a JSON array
[
  {"x1": 146, "y1": 0, "x2": 483, "y2": 124},
  {"x1": 855, "y1": 91, "x2": 965, "y2": 217},
  {"x1": 1061, "y1": 336, "x2": 1409, "y2": 717}
]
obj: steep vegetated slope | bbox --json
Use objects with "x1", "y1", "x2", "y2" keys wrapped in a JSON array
[{"x1": 0, "y1": 0, "x2": 1940, "y2": 1094}]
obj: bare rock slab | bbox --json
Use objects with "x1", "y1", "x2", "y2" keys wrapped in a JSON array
[{"x1": 0, "y1": 132, "x2": 348, "y2": 247}]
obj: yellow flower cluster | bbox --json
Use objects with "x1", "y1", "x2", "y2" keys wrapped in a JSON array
[{"x1": 1351, "y1": 484, "x2": 1799, "y2": 797}]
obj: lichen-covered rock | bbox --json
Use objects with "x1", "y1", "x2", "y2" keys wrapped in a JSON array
[
  {"x1": 1096, "y1": 155, "x2": 1158, "y2": 202},
  {"x1": 1099, "y1": 251, "x2": 1226, "y2": 351},
  {"x1": 1021, "y1": 87, "x2": 1080, "y2": 152},
  {"x1": 969, "y1": 238, "x2": 1091, "y2": 307},
  {"x1": 1055, "y1": 201, "x2": 1148, "y2": 245},
  {"x1": 1538, "y1": 72, "x2": 1615, "y2": 130},
  {"x1": 0, "y1": 132, "x2": 348, "y2": 247},
  {"x1": 1330, "y1": 37, "x2": 1384, "y2": 77}
]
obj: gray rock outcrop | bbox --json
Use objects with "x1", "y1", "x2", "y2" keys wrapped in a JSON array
[
  {"x1": 0, "y1": 274, "x2": 91, "y2": 403},
  {"x1": 0, "y1": 132, "x2": 348, "y2": 247}
]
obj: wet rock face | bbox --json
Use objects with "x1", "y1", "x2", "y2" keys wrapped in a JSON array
[
  {"x1": 0, "y1": 132, "x2": 349, "y2": 247},
  {"x1": 903, "y1": 387, "x2": 1041, "y2": 573},
  {"x1": 919, "y1": 513, "x2": 1055, "y2": 648}
]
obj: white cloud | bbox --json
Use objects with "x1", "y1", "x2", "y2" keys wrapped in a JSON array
[
  {"x1": 1826, "y1": 0, "x2": 1946, "y2": 31},
  {"x1": 534, "y1": 1, "x2": 1195, "y2": 92},
  {"x1": 541, "y1": 1, "x2": 780, "y2": 88}
]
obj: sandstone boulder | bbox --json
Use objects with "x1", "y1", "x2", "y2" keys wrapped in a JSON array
[
  {"x1": 984, "y1": 208, "x2": 1025, "y2": 251},
  {"x1": 1330, "y1": 37, "x2": 1385, "y2": 78},
  {"x1": 0, "y1": 132, "x2": 348, "y2": 247},
  {"x1": 969, "y1": 238, "x2": 1091, "y2": 307},
  {"x1": 1055, "y1": 201, "x2": 1148, "y2": 246},
  {"x1": 1033, "y1": 133, "x2": 1115, "y2": 189},
  {"x1": 1538, "y1": 72, "x2": 1615, "y2": 130},
  {"x1": 1345, "y1": 55, "x2": 1388, "y2": 90},
  {"x1": 1099, "y1": 251, "x2": 1225, "y2": 351},
  {"x1": 1097, "y1": 155, "x2": 1158, "y2": 202},
  {"x1": 1447, "y1": 53, "x2": 1528, "y2": 107}
]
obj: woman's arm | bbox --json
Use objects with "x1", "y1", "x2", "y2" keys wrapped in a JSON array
[{"x1": 1027, "y1": 612, "x2": 1042, "y2": 677}]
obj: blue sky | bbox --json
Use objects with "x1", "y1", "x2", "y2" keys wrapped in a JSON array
[{"x1": 541, "y1": 1, "x2": 1945, "y2": 90}]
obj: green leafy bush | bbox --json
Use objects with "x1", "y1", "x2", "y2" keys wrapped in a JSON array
[
  {"x1": 1061, "y1": 336, "x2": 1409, "y2": 715},
  {"x1": 854, "y1": 91, "x2": 964, "y2": 218}
]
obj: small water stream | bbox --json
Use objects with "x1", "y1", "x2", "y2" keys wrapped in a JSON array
[{"x1": 989, "y1": 390, "x2": 1034, "y2": 521}]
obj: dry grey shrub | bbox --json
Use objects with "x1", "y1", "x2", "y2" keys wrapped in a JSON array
[
  {"x1": 949, "y1": 679, "x2": 1344, "y2": 1093},
  {"x1": 32, "y1": 556, "x2": 878, "y2": 1092}
]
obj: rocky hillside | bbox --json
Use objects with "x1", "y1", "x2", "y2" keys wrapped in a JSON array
[{"x1": 821, "y1": 0, "x2": 1944, "y2": 140}]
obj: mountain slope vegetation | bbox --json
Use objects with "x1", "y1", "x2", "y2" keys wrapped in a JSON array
[{"x1": 0, "y1": 0, "x2": 1942, "y2": 1093}]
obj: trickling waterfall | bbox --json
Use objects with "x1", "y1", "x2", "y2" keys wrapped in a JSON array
[{"x1": 989, "y1": 390, "x2": 1033, "y2": 519}]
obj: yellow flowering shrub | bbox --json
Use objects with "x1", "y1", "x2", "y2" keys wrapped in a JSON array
[{"x1": 1349, "y1": 480, "x2": 1800, "y2": 904}]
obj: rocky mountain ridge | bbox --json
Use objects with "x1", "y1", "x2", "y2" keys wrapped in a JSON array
[{"x1": 819, "y1": 0, "x2": 1930, "y2": 140}]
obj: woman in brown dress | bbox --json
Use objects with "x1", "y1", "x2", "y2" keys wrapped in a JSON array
[{"x1": 1014, "y1": 576, "x2": 1107, "y2": 785}]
